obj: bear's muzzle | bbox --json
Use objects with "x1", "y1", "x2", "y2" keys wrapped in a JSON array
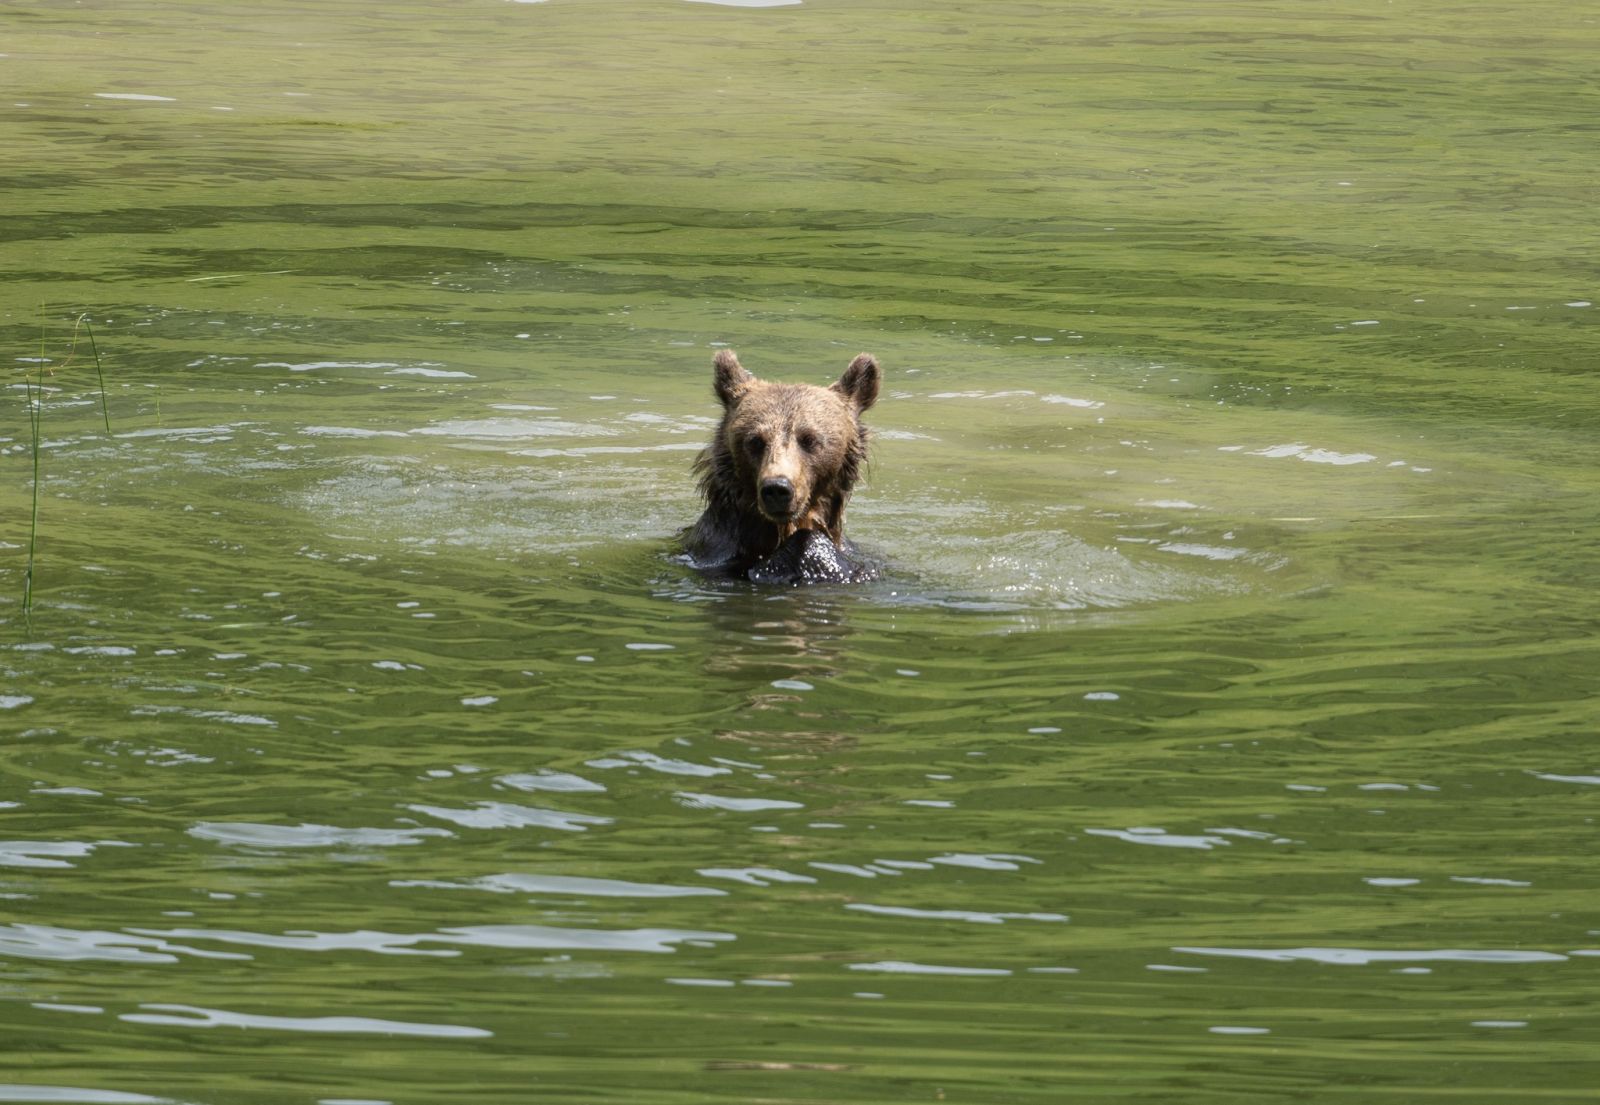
[{"x1": 758, "y1": 476, "x2": 796, "y2": 520}]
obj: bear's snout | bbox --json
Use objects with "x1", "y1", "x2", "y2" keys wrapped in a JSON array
[{"x1": 759, "y1": 475, "x2": 795, "y2": 519}]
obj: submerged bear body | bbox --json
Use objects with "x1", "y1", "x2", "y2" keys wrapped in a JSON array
[{"x1": 685, "y1": 349, "x2": 881, "y2": 584}]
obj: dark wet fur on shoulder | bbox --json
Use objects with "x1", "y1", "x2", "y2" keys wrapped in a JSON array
[
  {"x1": 685, "y1": 350, "x2": 880, "y2": 584},
  {"x1": 746, "y1": 528, "x2": 880, "y2": 585}
]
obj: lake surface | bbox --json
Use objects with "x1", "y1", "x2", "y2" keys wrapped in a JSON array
[{"x1": 4, "y1": 1, "x2": 1599, "y2": 1102}]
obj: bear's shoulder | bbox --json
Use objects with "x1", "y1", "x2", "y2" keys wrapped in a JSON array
[{"x1": 747, "y1": 529, "x2": 879, "y2": 585}]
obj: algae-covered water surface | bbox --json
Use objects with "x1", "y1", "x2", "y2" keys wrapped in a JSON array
[{"x1": 3, "y1": 2, "x2": 1599, "y2": 1102}]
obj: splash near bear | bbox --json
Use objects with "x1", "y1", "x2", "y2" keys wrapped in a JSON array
[{"x1": 685, "y1": 349, "x2": 881, "y2": 584}]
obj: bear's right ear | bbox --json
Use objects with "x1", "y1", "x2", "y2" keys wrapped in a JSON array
[{"x1": 712, "y1": 350, "x2": 754, "y2": 408}]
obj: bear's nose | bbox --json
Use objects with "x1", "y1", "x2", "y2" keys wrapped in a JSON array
[{"x1": 759, "y1": 477, "x2": 794, "y2": 515}]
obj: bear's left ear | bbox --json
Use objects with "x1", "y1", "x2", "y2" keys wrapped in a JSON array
[{"x1": 830, "y1": 353, "x2": 879, "y2": 413}]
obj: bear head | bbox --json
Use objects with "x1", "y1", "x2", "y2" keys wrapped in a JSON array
[{"x1": 699, "y1": 349, "x2": 879, "y2": 546}]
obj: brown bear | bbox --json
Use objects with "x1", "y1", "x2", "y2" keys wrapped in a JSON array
[{"x1": 685, "y1": 349, "x2": 881, "y2": 583}]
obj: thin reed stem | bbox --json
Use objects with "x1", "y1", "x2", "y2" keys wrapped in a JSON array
[
  {"x1": 23, "y1": 311, "x2": 46, "y2": 620},
  {"x1": 18, "y1": 310, "x2": 112, "y2": 620},
  {"x1": 78, "y1": 315, "x2": 111, "y2": 433}
]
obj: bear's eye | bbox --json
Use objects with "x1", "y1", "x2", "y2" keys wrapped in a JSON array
[
  {"x1": 745, "y1": 434, "x2": 767, "y2": 457},
  {"x1": 797, "y1": 431, "x2": 820, "y2": 453}
]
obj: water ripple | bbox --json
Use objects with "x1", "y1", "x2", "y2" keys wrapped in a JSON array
[
  {"x1": 187, "y1": 823, "x2": 453, "y2": 849},
  {"x1": 1087, "y1": 827, "x2": 1234, "y2": 850},
  {"x1": 674, "y1": 792, "x2": 804, "y2": 812},
  {"x1": 585, "y1": 752, "x2": 730, "y2": 777},
  {"x1": 696, "y1": 866, "x2": 818, "y2": 886},
  {"x1": 125, "y1": 923, "x2": 733, "y2": 956},
  {"x1": 0, "y1": 842, "x2": 107, "y2": 870},
  {"x1": 1175, "y1": 946, "x2": 1568, "y2": 966},
  {"x1": 0, "y1": 1087, "x2": 170, "y2": 1104},
  {"x1": 845, "y1": 904, "x2": 1068, "y2": 925},
  {"x1": 120, "y1": 1003, "x2": 491, "y2": 1038},
  {"x1": 392, "y1": 873, "x2": 724, "y2": 898},
  {"x1": 404, "y1": 802, "x2": 611, "y2": 832},
  {"x1": 0, "y1": 924, "x2": 251, "y2": 964},
  {"x1": 497, "y1": 770, "x2": 607, "y2": 794},
  {"x1": 848, "y1": 961, "x2": 1013, "y2": 976}
]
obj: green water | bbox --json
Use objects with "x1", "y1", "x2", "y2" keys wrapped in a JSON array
[{"x1": 4, "y1": 1, "x2": 1599, "y2": 1102}]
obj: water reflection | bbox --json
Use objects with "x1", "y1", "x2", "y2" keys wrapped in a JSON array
[{"x1": 120, "y1": 1003, "x2": 493, "y2": 1038}]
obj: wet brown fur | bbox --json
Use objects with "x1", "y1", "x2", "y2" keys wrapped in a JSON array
[{"x1": 687, "y1": 350, "x2": 879, "y2": 576}]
